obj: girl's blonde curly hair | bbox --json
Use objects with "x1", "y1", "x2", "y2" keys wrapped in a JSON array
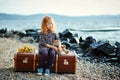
[{"x1": 41, "y1": 16, "x2": 55, "y2": 34}]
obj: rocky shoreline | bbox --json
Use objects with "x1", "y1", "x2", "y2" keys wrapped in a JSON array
[{"x1": 0, "y1": 38, "x2": 120, "y2": 80}]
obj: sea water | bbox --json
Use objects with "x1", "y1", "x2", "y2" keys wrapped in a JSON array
[{"x1": 0, "y1": 19, "x2": 120, "y2": 43}]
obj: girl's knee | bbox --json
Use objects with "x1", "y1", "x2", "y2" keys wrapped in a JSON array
[
  {"x1": 41, "y1": 49, "x2": 48, "y2": 56},
  {"x1": 49, "y1": 49, "x2": 56, "y2": 56}
]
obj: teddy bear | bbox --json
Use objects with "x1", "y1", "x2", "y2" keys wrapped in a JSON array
[{"x1": 52, "y1": 40, "x2": 69, "y2": 54}]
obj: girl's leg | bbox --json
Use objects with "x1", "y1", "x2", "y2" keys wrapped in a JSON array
[
  {"x1": 47, "y1": 49, "x2": 56, "y2": 69},
  {"x1": 39, "y1": 48, "x2": 49, "y2": 68},
  {"x1": 37, "y1": 48, "x2": 48, "y2": 75}
]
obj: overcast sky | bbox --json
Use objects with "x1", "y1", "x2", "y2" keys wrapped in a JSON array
[{"x1": 0, "y1": 0, "x2": 120, "y2": 16}]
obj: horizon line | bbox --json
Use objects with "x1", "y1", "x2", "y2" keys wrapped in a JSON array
[{"x1": 0, "y1": 12, "x2": 120, "y2": 17}]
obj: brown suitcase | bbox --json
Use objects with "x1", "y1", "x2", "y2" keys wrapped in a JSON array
[
  {"x1": 14, "y1": 52, "x2": 77, "y2": 73},
  {"x1": 14, "y1": 53, "x2": 57, "y2": 72},
  {"x1": 56, "y1": 52, "x2": 77, "y2": 74},
  {"x1": 14, "y1": 53, "x2": 36, "y2": 72}
]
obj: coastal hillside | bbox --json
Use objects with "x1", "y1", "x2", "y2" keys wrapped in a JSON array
[{"x1": 0, "y1": 13, "x2": 120, "y2": 20}]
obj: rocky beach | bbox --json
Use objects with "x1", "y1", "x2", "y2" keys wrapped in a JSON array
[{"x1": 0, "y1": 38, "x2": 119, "y2": 80}]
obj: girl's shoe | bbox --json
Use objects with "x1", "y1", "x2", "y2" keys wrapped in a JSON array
[
  {"x1": 44, "y1": 69, "x2": 50, "y2": 76},
  {"x1": 37, "y1": 68, "x2": 43, "y2": 76}
]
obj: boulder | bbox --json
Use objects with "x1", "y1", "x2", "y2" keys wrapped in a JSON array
[
  {"x1": 0, "y1": 28, "x2": 7, "y2": 33},
  {"x1": 93, "y1": 42, "x2": 116, "y2": 56},
  {"x1": 62, "y1": 29, "x2": 72, "y2": 38},
  {"x1": 69, "y1": 36, "x2": 79, "y2": 44}
]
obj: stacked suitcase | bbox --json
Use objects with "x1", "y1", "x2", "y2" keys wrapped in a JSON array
[{"x1": 14, "y1": 52, "x2": 77, "y2": 74}]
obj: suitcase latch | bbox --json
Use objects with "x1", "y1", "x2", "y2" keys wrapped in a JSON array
[
  {"x1": 64, "y1": 59, "x2": 69, "y2": 65},
  {"x1": 23, "y1": 58, "x2": 28, "y2": 63}
]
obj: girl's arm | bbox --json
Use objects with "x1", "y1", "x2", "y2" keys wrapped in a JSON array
[{"x1": 46, "y1": 44, "x2": 58, "y2": 51}]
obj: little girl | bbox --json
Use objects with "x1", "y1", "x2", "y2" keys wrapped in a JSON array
[{"x1": 37, "y1": 16, "x2": 61, "y2": 76}]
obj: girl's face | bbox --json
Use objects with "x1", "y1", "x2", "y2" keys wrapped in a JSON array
[{"x1": 47, "y1": 21, "x2": 53, "y2": 30}]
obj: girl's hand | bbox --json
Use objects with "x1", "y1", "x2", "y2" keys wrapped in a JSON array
[
  {"x1": 57, "y1": 46, "x2": 62, "y2": 52},
  {"x1": 52, "y1": 46, "x2": 58, "y2": 52}
]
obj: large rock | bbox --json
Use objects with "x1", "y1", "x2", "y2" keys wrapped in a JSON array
[
  {"x1": 115, "y1": 42, "x2": 120, "y2": 56},
  {"x1": 93, "y1": 42, "x2": 116, "y2": 56},
  {"x1": 79, "y1": 36, "x2": 96, "y2": 51},
  {"x1": 69, "y1": 36, "x2": 79, "y2": 44},
  {"x1": 0, "y1": 28, "x2": 7, "y2": 33},
  {"x1": 62, "y1": 29, "x2": 73, "y2": 38},
  {"x1": 25, "y1": 29, "x2": 39, "y2": 41},
  {"x1": 12, "y1": 30, "x2": 26, "y2": 38}
]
